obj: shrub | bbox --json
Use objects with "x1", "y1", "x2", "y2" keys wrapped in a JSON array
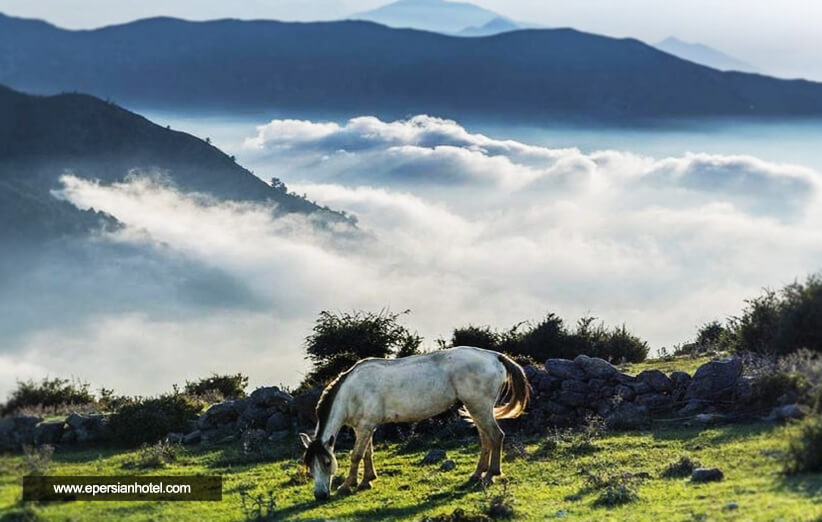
[
  {"x1": 784, "y1": 414, "x2": 822, "y2": 474},
  {"x1": 727, "y1": 274, "x2": 822, "y2": 355},
  {"x1": 661, "y1": 456, "x2": 701, "y2": 478},
  {"x1": 451, "y1": 325, "x2": 500, "y2": 350},
  {"x1": 742, "y1": 349, "x2": 821, "y2": 406},
  {"x1": 129, "y1": 440, "x2": 178, "y2": 469},
  {"x1": 238, "y1": 484, "x2": 277, "y2": 522},
  {"x1": 109, "y1": 394, "x2": 202, "y2": 447},
  {"x1": 696, "y1": 321, "x2": 726, "y2": 347},
  {"x1": 21, "y1": 444, "x2": 54, "y2": 476},
  {"x1": 2, "y1": 377, "x2": 94, "y2": 415},
  {"x1": 184, "y1": 373, "x2": 248, "y2": 400},
  {"x1": 302, "y1": 309, "x2": 422, "y2": 386}
]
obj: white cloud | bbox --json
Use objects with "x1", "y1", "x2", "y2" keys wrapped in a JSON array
[{"x1": 3, "y1": 114, "x2": 822, "y2": 397}]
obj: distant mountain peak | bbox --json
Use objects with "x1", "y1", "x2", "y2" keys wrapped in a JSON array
[
  {"x1": 351, "y1": 0, "x2": 502, "y2": 34},
  {"x1": 655, "y1": 36, "x2": 759, "y2": 73}
]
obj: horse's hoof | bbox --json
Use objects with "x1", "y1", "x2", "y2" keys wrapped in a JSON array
[
  {"x1": 357, "y1": 481, "x2": 373, "y2": 491},
  {"x1": 482, "y1": 472, "x2": 504, "y2": 486},
  {"x1": 459, "y1": 475, "x2": 483, "y2": 490},
  {"x1": 336, "y1": 485, "x2": 354, "y2": 496}
]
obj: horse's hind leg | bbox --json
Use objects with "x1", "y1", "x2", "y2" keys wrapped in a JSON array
[
  {"x1": 470, "y1": 428, "x2": 490, "y2": 482},
  {"x1": 486, "y1": 420, "x2": 504, "y2": 480},
  {"x1": 358, "y1": 435, "x2": 377, "y2": 490}
]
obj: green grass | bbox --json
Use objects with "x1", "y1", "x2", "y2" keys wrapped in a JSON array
[
  {"x1": 621, "y1": 354, "x2": 719, "y2": 376},
  {"x1": 1, "y1": 420, "x2": 820, "y2": 521}
]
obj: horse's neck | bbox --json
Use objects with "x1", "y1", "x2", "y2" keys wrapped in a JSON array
[{"x1": 316, "y1": 386, "x2": 347, "y2": 444}]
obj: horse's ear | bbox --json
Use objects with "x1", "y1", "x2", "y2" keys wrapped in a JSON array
[
  {"x1": 299, "y1": 432, "x2": 312, "y2": 448},
  {"x1": 326, "y1": 435, "x2": 335, "y2": 447}
]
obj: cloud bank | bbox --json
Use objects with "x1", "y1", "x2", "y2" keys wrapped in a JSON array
[{"x1": 2, "y1": 114, "x2": 821, "y2": 396}]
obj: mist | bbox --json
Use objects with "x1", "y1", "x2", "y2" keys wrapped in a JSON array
[{"x1": 2, "y1": 114, "x2": 821, "y2": 398}]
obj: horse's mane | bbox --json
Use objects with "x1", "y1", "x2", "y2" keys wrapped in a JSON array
[{"x1": 314, "y1": 360, "x2": 369, "y2": 439}]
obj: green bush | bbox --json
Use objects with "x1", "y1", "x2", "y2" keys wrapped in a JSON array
[
  {"x1": 302, "y1": 309, "x2": 422, "y2": 387},
  {"x1": 725, "y1": 274, "x2": 822, "y2": 355},
  {"x1": 448, "y1": 315, "x2": 648, "y2": 363},
  {"x1": 2, "y1": 377, "x2": 94, "y2": 415},
  {"x1": 184, "y1": 373, "x2": 248, "y2": 399},
  {"x1": 109, "y1": 394, "x2": 202, "y2": 447},
  {"x1": 784, "y1": 414, "x2": 822, "y2": 474}
]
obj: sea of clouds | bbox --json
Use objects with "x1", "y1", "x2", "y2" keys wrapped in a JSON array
[{"x1": 2, "y1": 115, "x2": 821, "y2": 396}]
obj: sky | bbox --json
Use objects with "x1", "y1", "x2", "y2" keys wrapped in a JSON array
[{"x1": 0, "y1": 0, "x2": 820, "y2": 80}]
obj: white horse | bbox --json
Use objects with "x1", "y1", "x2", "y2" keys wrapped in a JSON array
[{"x1": 300, "y1": 346, "x2": 530, "y2": 500}]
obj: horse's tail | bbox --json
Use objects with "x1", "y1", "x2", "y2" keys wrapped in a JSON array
[{"x1": 493, "y1": 353, "x2": 531, "y2": 420}]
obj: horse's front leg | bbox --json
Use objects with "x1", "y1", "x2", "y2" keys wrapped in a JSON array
[
  {"x1": 338, "y1": 429, "x2": 370, "y2": 496},
  {"x1": 358, "y1": 435, "x2": 377, "y2": 490}
]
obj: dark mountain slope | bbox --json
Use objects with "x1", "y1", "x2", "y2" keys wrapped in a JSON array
[
  {"x1": 0, "y1": 84, "x2": 341, "y2": 241},
  {"x1": 2, "y1": 14, "x2": 822, "y2": 121}
]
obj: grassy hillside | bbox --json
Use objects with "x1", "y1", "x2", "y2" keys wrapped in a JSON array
[{"x1": 1, "y1": 356, "x2": 819, "y2": 521}]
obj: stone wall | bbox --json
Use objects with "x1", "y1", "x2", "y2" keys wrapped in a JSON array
[{"x1": 0, "y1": 355, "x2": 808, "y2": 450}]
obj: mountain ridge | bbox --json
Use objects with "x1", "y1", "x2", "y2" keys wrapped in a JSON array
[{"x1": 2, "y1": 13, "x2": 822, "y2": 122}]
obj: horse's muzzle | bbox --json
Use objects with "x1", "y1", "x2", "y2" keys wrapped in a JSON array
[{"x1": 314, "y1": 491, "x2": 330, "y2": 501}]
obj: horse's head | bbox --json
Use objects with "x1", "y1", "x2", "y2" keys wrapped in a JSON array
[{"x1": 300, "y1": 432, "x2": 337, "y2": 501}]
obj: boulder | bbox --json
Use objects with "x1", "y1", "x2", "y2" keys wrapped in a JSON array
[
  {"x1": 614, "y1": 372, "x2": 636, "y2": 384},
  {"x1": 198, "y1": 401, "x2": 239, "y2": 430},
  {"x1": 637, "y1": 370, "x2": 673, "y2": 393},
  {"x1": 733, "y1": 376, "x2": 755, "y2": 404},
  {"x1": 691, "y1": 467, "x2": 723, "y2": 483},
  {"x1": 440, "y1": 459, "x2": 456, "y2": 472},
  {"x1": 265, "y1": 411, "x2": 290, "y2": 432},
  {"x1": 541, "y1": 401, "x2": 570, "y2": 415},
  {"x1": 546, "y1": 359, "x2": 585, "y2": 381},
  {"x1": 555, "y1": 391, "x2": 586, "y2": 408},
  {"x1": 635, "y1": 393, "x2": 674, "y2": 411},
  {"x1": 670, "y1": 371, "x2": 691, "y2": 389},
  {"x1": 678, "y1": 400, "x2": 706, "y2": 416},
  {"x1": 293, "y1": 388, "x2": 322, "y2": 425},
  {"x1": 587, "y1": 378, "x2": 607, "y2": 391},
  {"x1": 630, "y1": 381, "x2": 653, "y2": 395},
  {"x1": 239, "y1": 404, "x2": 277, "y2": 429},
  {"x1": 574, "y1": 354, "x2": 618, "y2": 379},
  {"x1": 685, "y1": 358, "x2": 743, "y2": 400},
  {"x1": 249, "y1": 387, "x2": 293, "y2": 412},
  {"x1": 605, "y1": 403, "x2": 649, "y2": 430},
  {"x1": 769, "y1": 404, "x2": 807, "y2": 421},
  {"x1": 66, "y1": 412, "x2": 87, "y2": 429},
  {"x1": 183, "y1": 430, "x2": 202, "y2": 444},
  {"x1": 421, "y1": 449, "x2": 447, "y2": 465},
  {"x1": 537, "y1": 374, "x2": 559, "y2": 394},
  {"x1": 615, "y1": 384, "x2": 635, "y2": 401},
  {"x1": 165, "y1": 432, "x2": 184, "y2": 444},
  {"x1": 560, "y1": 380, "x2": 588, "y2": 393},
  {"x1": 0, "y1": 415, "x2": 42, "y2": 448},
  {"x1": 34, "y1": 421, "x2": 65, "y2": 445}
]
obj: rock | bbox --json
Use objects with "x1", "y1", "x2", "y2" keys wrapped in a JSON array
[
  {"x1": 630, "y1": 381, "x2": 653, "y2": 395},
  {"x1": 695, "y1": 413, "x2": 722, "y2": 424},
  {"x1": 249, "y1": 387, "x2": 293, "y2": 411},
  {"x1": 724, "y1": 502, "x2": 739, "y2": 511},
  {"x1": 66, "y1": 412, "x2": 87, "y2": 429},
  {"x1": 546, "y1": 359, "x2": 585, "y2": 381},
  {"x1": 34, "y1": 421, "x2": 65, "y2": 445},
  {"x1": 574, "y1": 354, "x2": 618, "y2": 379},
  {"x1": 596, "y1": 402, "x2": 614, "y2": 417},
  {"x1": 60, "y1": 430, "x2": 77, "y2": 444},
  {"x1": 678, "y1": 400, "x2": 706, "y2": 416},
  {"x1": 670, "y1": 371, "x2": 691, "y2": 389},
  {"x1": 769, "y1": 404, "x2": 807, "y2": 421},
  {"x1": 199, "y1": 401, "x2": 240, "y2": 429},
  {"x1": 183, "y1": 430, "x2": 202, "y2": 444},
  {"x1": 239, "y1": 404, "x2": 276, "y2": 429},
  {"x1": 421, "y1": 449, "x2": 447, "y2": 465},
  {"x1": 440, "y1": 459, "x2": 456, "y2": 471},
  {"x1": 605, "y1": 403, "x2": 649, "y2": 430},
  {"x1": 635, "y1": 393, "x2": 674, "y2": 411},
  {"x1": 691, "y1": 467, "x2": 724, "y2": 483},
  {"x1": 542, "y1": 401, "x2": 569, "y2": 415},
  {"x1": 555, "y1": 391, "x2": 586, "y2": 408},
  {"x1": 614, "y1": 372, "x2": 636, "y2": 384},
  {"x1": 265, "y1": 411, "x2": 290, "y2": 432},
  {"x1": 242, "y1": 428, "x2": 268, "y2": 453},
  {"x1": 231, "y1": 397, "x2": 252, "y2": 415},
  {"x1": 685, "y1": 358, "x2": 743, "y2": 400},
  {"x1": 560, "y1": 380, "x2": 588, "y2": 393},
  {"x1": 165, "y1": 432, "x2": 184, "y2": 444},
  {"x1": 587, "y1": 378, "x2": 607, "y2": 391},
  {"x1": 268, "y1": 430, "x2": 289, "y2": 442},
  {"x1": 637, "y1": 370, "x2": 673, "y2": 393},
  {"x1": 538, "y1": 374, "x2": 559, "y2": 394},
  {"x1": 733, "y1": 376, "x2": 755, "y2": 404},
  {"x1": 0, "y1": 415, "x2": 42, "y2": 448},
  {"x1": 615, "y1": 384, "x2": 635, "y2": 401},
  {"x1": 524, "y1": 365, "x2": 539, "y2": 380},
  {"x1": 293, "y1": 388, "x2": 322, "y2": 425}
]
